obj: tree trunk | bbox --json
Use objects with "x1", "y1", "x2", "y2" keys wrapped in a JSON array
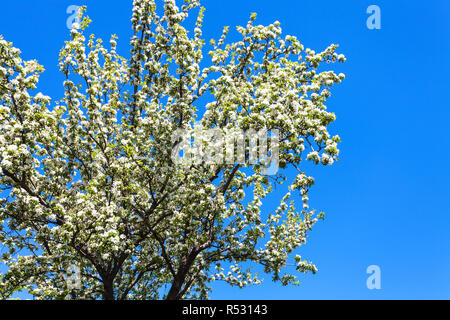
[
  {"x1": 166, "y1": 250, "x2": 200, "y2": 300},
  {"x1": 103, "y1": 279, "x2": 115, "y2": 300},
  {"x1": 166, "y1": 281, "x2": 182, "y2": 300}
]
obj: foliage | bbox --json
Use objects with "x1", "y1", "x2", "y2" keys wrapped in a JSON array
[{"x1": 0, "y1": 0, "x2": 345, "y2": 300}]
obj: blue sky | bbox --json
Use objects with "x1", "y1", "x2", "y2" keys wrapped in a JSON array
[{"x1": 1, "y1": 0, "x2": 449, "y2": 299}]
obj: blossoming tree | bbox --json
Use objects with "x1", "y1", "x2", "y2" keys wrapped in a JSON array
[{"x1": 0, "y1": 0, "x2": 345, "y2": 300}]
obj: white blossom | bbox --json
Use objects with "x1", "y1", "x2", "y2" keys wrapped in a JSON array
[{"x1": 0, "y1": 1, "x2": 345, "y2": 300}]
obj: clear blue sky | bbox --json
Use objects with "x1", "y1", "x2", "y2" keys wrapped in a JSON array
[{"x1": 1, "y1": 0, "x2": 449, "y2": 299}]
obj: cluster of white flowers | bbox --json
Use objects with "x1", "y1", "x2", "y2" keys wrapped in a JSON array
[{"x1": 0, "y1": 1, "x2": 345, "y2": 300}]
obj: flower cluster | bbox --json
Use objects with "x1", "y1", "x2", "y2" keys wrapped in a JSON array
[{"x1": 0, "y1": 0, "x2": 345, "y2": 300}]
